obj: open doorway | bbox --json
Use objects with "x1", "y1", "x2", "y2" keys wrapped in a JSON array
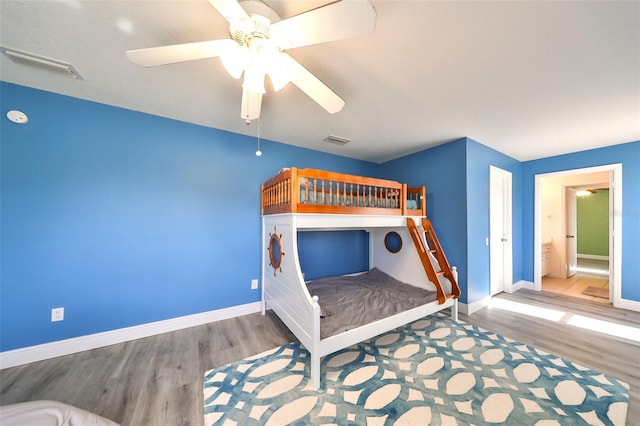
[
  {"x1": 574, "y1": 186, "x2": 611, "y2": 277},
  {"x1": 544, "y1": 183, "x2": 610, "y2": 302},
  {"x1": 534, "y1": 164, "x2": 623, "y2": 307}
]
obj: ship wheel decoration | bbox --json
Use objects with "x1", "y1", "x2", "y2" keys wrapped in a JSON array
[{"x1": 268, "y1": 226, "x2": 285, "y2": 276}]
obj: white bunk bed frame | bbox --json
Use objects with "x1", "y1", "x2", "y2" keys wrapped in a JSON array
[{"x1": 261, "y1": 213, "x2": 459, "y2": 390}]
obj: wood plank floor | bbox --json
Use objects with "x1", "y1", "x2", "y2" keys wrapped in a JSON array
[
  {"x1": 542, "y1": 258, "x2": 611, "y2": 303},
  {"x1": 1, "y1": 289, "x2": 638, "y2": 425},
  {"x1": 460, "y1": 290, "x2": 640, "y2": 424}
]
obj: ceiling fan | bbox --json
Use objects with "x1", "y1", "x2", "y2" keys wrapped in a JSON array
[{"x1": 126, "y1": 0, "x2": 376, "y2": 122}]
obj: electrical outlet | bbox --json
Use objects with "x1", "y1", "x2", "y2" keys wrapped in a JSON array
[
  {"x1": 51, "y1": 307, "x2": 64, "y2": 322},
  {"x1": 251, "y1": 279, "x2": 258, "y2": 290}
]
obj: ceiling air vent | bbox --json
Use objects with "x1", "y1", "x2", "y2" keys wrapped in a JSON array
[
  {"x1": 1, "y1": 47, "x2": 82, "y2": 80},
  {"x1": 323, "y1": 135, "x2": 351, "y2": 145}
]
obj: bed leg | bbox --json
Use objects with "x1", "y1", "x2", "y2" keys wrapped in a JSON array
[
  {"x1": 310, "y1": 295, "x2": 322, "y2": 390},
  {"x1": 311, "y1": 353, "x2": 321, "y2": 390},
  {"x1": 451, "y1": 300, "x2": 459, "y2": 322}
]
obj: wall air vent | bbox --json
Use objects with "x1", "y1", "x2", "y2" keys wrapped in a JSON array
[
  {"x1": 323, "y1": 135, "x2": 351, "y2": 145},
  {"x1": 1, "y1": 47, "x2": 82, "y2": 80}
]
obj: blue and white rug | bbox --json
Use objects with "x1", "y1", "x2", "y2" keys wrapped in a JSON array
[{"x1": 204, "y1": 314, "x2": 629, "y2": 425}]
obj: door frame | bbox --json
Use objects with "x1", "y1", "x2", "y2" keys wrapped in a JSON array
[
  {"x1": 564, "y1": 187, "x2": 578, "y2": 278},
  {"x1": 534, "y1": 164, "x2": 622, "y2": 306},
  {"x1": 489, "y1": 166, "x2": 513, "y2": 294}
]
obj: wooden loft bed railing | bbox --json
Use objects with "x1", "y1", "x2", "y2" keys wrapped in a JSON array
[
  {"x1": 407, "y1": 186, "x2": 425, "y2": 215},
  {"x1": 261, "y1": 167, "x2": 426, "y2": 216}
]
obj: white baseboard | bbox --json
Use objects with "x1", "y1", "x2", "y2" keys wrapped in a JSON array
[
  {"x1": 0, "y1": 302, "x2": 262, "y2": 370},
  {"x1": 577, "y1": 254, "x2": 609, "y2": 261},
  {"x1": 509, "y1": 280, "x2": 535, "y2": 293},
  {"x1": 459, "y1": 296, "x2": 492, "y2": 315},
  {"x1": 460, "y1": 282, "x2": 534, "y2": 315},
  {"x1": 615, "y1": 297, "x2": 640, "y2": 313}
]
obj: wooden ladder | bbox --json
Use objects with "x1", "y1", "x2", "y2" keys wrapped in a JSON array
[{"x1": 407, "y1": 217, "x2": 461, "y2": 304}]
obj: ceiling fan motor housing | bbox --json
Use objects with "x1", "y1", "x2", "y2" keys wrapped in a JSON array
[{"x1": 230, "y1": 1, "x2": 281, "y2": 46}]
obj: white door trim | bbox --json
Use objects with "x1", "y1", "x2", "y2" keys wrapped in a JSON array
[
  {"x1": 490, "y1": 166, "x2": 513, "y2": 294},
  {"x1": 564, "y1": 187, "x2": 578, "y2": 279},
  {"x1": 534, "y1": 164, "x2": 622, "y2": 307}
]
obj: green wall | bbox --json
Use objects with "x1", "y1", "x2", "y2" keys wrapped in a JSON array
[{"x1": 577, "y1": 190, "x2": 609, "y2": 256}]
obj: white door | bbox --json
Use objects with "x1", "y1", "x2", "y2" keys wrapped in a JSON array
[
  {"x1": 490, "y1": 166, "x2": 513, "y2": 295},
  {"x1": 565, "y1": 187, "x2": 578, "y2": 278},
  {"x1": 607, "y1": 172, "x2": 615, "y2": 300}
]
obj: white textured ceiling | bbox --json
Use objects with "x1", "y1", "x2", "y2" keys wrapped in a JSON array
[{"x1": 1, "y1": 0, "x2": 638, "y2": 163}]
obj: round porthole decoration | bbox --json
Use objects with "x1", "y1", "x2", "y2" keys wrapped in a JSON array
[
  {"x1": 384, "y1": 231, "x2": 403, "y2": 253},
  {"x1": 268, "y1": 226, "x2": 285, "y2": 276}
]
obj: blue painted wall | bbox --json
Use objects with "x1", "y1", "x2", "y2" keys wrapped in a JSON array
[
  {"x1": 381, "y1": 138, "x2": 522, "y2": 305},
  {"x1": 298, "y1": 231, "x2": 369, "y2": 280},
  {"x1": 380, "y1": 139, "x2": 469, "y2": 302},
  {"x1": 521, "y1": 141, "x2": 640, "y2": 302},
  {"x1": 2, "y1": 82, "x2": 638, "y2": 353},
  {"x1": 465, "y1": 139, "x2": 522, "y2": 303},
  {"x1": 0, "y1": 82, "x2": 377, "y2": 351}
]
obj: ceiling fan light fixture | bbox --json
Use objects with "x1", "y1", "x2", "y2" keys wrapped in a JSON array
[
  {"x1": 126, "y1": 0, "x2": 377, "y2": 121},
  {"x1": 242, "y1": 63, "x2": 266, "y2": 94},
  {"x1": 268, "y1": 71, "x2": 288, "y2": 92},
  {"x1": 576, "y1": 189, "x2": 596, "y2": 197},
  {"x1": 220, "y1": 44, "x2": 250, "y2": 79},
  {"x1": 268, "y1": 53, "x2": 294, "y2": 91}
]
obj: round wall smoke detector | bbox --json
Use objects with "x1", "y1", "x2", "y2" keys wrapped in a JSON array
[{"x1": 7, "y1": 110, "x2": 29, "y2": 124}]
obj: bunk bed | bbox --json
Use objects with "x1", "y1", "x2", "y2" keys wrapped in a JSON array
[{"x1": 260, "y1": 167, "x2": 461, "y2": 389}]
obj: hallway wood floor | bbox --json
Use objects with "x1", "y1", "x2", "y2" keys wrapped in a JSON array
[
  {"x1": 1, "y1": 289, "x2": 638, "y2": 425},
  {"x1": 542, "y1": 258, "x2": 611, "y2": 302}
]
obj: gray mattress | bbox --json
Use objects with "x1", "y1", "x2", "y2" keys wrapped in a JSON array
[{"x1": 307, "y1": 268, "x2": 438, "y2": 339}]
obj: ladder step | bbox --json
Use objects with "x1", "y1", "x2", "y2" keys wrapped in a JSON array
[{"x1": 406, "y1": 217, "x2": 461, "y2": 304}]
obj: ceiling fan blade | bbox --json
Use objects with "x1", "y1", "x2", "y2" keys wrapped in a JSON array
[
  {"x1": 126, "y1": 39, "x2": 237, "y2": 68},
  {"x1": 208, "y1": 0, "x2": 250, "y2": 22},
  {"x1": 270, "y1": 0, "x2": 376, "y2": 50},
  {"x1": 241, "y1": 89, "x2": 263, "y2": 120},
  {"x1": 286, "y1": 54, "x2": 345, "y2": 114}
]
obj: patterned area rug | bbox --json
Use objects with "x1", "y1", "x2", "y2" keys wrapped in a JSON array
[{"x1": 203, "y1": 314, "x2": 629, "y2": 425}]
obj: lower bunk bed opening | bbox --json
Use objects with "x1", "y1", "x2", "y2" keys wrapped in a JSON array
[
  {"x1": 262, "y1": 215, "x2": 460, "y2": 390},
  {"x1": 307, "y1": 268, "x2": 458, "y2": 390},
  {"x1": 309, "y1": 268, "x2": 440, "y2": 340}
]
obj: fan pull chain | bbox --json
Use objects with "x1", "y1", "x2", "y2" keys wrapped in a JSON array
[
  {"x1": 242, "y1": 91, "x2": 262, "y2": 156},
  {"x1": 255, "y1": 117, "x2": 262, "y2": 156}
]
